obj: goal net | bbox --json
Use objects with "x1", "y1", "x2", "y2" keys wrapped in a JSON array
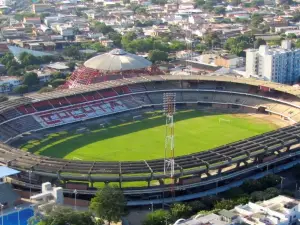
[{"x1": 219, "y1": 118, "x2": 231, "y2": 123}]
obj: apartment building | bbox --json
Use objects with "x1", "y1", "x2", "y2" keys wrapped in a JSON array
[{"x1": 245, "y1": 40, "x2": 300, "y2": 84}]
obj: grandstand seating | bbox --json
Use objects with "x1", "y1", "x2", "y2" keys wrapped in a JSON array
[
  {"x1": 98, "y1": 89, "x2": 117, "y2": 98},
  {"x1": 6, "y1": 116, "x2": 42, "y2": 134},
  {"x1": 2, "y1": 108, "x2": 22, "y2": 120},
  {"x1": 49, "y1": 98, "x2": 70, "y2": 108},
  {"x1": 82, "y1": 91, "x2": 103, "y2": 101},
  {"x1": 17, "y1": 104, "x2": 36, "y2": 114},
  {"x1": 1, "y1": 80, "x2": 300, "y2": 142},
  {"x1": 128, "y1": 84, "x2": 147, "y2": 93},
  {"x1": 35, "y1": 99, "x2": 128, "y2": 128},
  {"x1": 114, "y1": 86, "x2": 131, "y2": 95},
  {"x1": 32, "y1": 101, "x2": 53, "y2": 111}
]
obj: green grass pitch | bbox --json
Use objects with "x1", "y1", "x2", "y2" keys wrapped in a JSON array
[{"x1": 21, "y1": 110, "x2": 278, "y2": 161}]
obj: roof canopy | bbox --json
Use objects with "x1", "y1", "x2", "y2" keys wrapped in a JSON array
[
  {"x1": 0, "y1": 166, "x2": 20, "y2": 178},
  {"x1": 84, "y1": 49, "x2": 152, "y2": 71},
  {"x1": 8, "y1": 45, "x2": 53, "y2": 60}
]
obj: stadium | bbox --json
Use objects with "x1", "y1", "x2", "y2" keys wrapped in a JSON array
[{"x1": 1, "y1": 50, "x2": 300, "y2": 205}]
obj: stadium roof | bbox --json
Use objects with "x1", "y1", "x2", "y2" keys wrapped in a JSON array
[
  {"x1": 8, "y1": 45, "x2": 53, "y2": 60},
  {"x1": 23, "y1": 74, "x2": 300, "y2": 102},
  {"x1": 0, "y1": 166, "x2": 19, "y2": 178},
  {"x1": 84, "y1": 49, "x2": 152, "y2": 71}
]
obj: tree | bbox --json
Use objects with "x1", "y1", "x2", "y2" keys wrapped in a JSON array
[
  {"x1": 264, "y1": 187, "x2": 280, "y2": 199},
  {"x1": 170, "y1": 203, "x2": 193, "y2": 220},
  {"x1": 188, "y1": 200, "x2": 207, "y2": 214},
  {"x1": 251, "y1": 14, "x2": 263, "y2": 28},
  {"x1": 38, "y1": 87, "x2": 54, "y2": 93},
  {"x1": 214, "y1": 7, "x2": 226, "y2": 15},
  {"x1": 259, "y1": 174, "x2": 280, "y2": 189},
  {"x1": 50, "y1": 79, "x2": 65, "y2": 88},
  {"x1": 29, "y1": 206, "x2": 96, "y2": 225},
  {"x1": 151, "y1": 0, "x2": 168, "y2": 4},
  {"x1": 23, "y1": 72, "x2": 39, "y2": 86},
  {"x1": 90, "y1": 185, "x2": 127, "y2": 225},
  {"x1": 195, "y1": 0, "x2": 205, "y2": 7},
  {"x1": 135, "y1": 7, "x2": 148, "y2": 15},
  {"x1": 214, "y1": 199, "x2": 236, "y2": 210},
  {"x1": 0, "y1": 95, "x2": 8, "y2": 102},
  {"x1": 19, "y1": 52, "x2": 41, "y2": 66},
  {"x1": 63, "y1": 46, "x2": 80, "y2": 58},
  {"x1": 195, "y1": 43, "x2": 208, "y2": 53},
  {"x1": 13, "y1": 85, "x2": 28, "y2": 94},
  {"x1": 254, "y1": 38, "x2": 266, "y2": 49},
  {"x1": 93, "y1": 22, "x2": 114, "y2": 35},
  {"x1": 143, "y1": 209, "x2": 170, "y2": 225},
  {"x1": 121, "y1": 31, "x2": 138, "y2": 49},
  {"x1": 287, "y1": 33, "x2": 297, "y2": 39},
  {"x1": 108, "y1": 32, "x2": 122, "y2": 48},
  {"x1": 203, "y1": 32, "x2": 221, "y2": 48},
  {"x1": 251, "y1": 191, "x2": 265, "y2": 202},
  {"x1": 67, "y1": 62, "x2": 76, "y2": 71},
  {"x1": 169, "y1": 41, "x2": 186, "y2": 52},
  {"x1": 230, "y1": 0, "x2": 241, "y2": 6},
  {"x1": 224, "y1": 35, "x2": 254, "y2": 56},
  {"x1": 241, "y1": 179, "x2": 263, "y2": 193},
  {"x1": 148, "y1": 50, "x2": 168, "y2": 63},
  {"x1": 153, "y1": 40, "x2": 170, "y2": 52},
  {"x1": 292, "y1": 11, "x2": 300, "y2": 22}
]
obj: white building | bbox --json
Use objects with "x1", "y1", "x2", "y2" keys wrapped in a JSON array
[
  {"x1": 0, "y1": 0, "x2": 12, "y2": 6},
  {"x1": 234, "y1": 195, "x2": 300, "y2": 225},
  {"x1": 246, "y1": 40, "x2": 300, "y2": 84}
]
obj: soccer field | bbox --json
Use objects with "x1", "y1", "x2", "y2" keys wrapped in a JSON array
[{"x1": 21, "y1": 110, "x2": 278, "y2": 161}]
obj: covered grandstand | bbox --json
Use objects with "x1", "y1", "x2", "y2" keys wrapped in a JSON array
[
  {"x1": 66, "y1": 48, "x2": 161, "y2": 88},
  {"x1": 1, "y1": 75, "x2": 300, "y2": 200}
]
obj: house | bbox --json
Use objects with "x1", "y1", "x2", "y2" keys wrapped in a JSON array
[
  {"x1": 188, "y1": 15, "x2": 205, "y2": 24},
  {"x1": 23, "y1": 17, "x2": 41, "y2": 25},
  {"x1": 164, "y1": 4, "x2": 178, "y2": 13},
  {"x1": 32, "y1": 4, "x2": 54, "y2": 14},
  {"x1": 215, "y1": 54, "x2": 244, "y2": 68}
]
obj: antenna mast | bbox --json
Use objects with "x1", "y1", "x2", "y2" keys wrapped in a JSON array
[{"x1": 163, "y1": 93, "x2": 176, "y2": 196}]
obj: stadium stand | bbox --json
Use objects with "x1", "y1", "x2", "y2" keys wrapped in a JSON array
[{"x1": 2, "y1": 75, "x2": 300, "y2": 193}]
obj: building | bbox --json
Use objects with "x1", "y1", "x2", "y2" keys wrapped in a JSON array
[
  {"x1": 0, "y1": 76, "x2": 22, "y2": 93},
  {"x1": 233, "y1": 195, "x2": 300, "y2": 225},
  {"x1": 23, "y1": 17, "x2": 41, "y2": 25},
  {"x1": 32, "y1": 4, "x2": 54, "y2": 14},
  {"x1": 245, "y1": 40, "x2": 300, "y2": 84},
  {"x1": 215, "y1": 54, "x2": 244, "y2": 69},
  {"x1": 0, "y1": 0, "x2": 12, "y2": 6}
]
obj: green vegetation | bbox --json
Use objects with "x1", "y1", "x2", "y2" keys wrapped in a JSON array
[
  {"x1": 28, "y1": 206, "x2": 97, "y2": 225},
  {"x1": 143, "y1": 174, "x2": 281, "y2": 225},
  {"x1": 90, "y1": 185, "x2": 127, "y2": 225},
  {"x1": 21, "y1": 110, "x2": 277, "y2": 161},
  {"x1": 224, "y1": 35, "x2": 254, "y2": 57}
]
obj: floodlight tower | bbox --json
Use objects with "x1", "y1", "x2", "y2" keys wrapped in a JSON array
[{"x1": 163, "y1": 93, "x2": 176, "y2": 183}]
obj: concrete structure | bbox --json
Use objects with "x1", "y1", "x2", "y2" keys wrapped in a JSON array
[
  {"x1": 177, "y1": 213, "x2": 228, "y2": 225},
  {"x1": 0, "y1": 0, "x2": 12, "y2": 6},
  {"x1": 30, "y1": 182, "x2": 63, "y2": 211},
  {"x1": 32, "y1": 4, "x2": 54, "y2": 14},
  {"x1": 233, "y1": 195, "x2": 300, "y2": 225},
  {"x1": 179, "y1": 196, "x2": 300, "y2": 225},
  {"x1": 215, "y1": 54, "x2": 244, "y2": 69},
  {"x1": 246, "y1": 40, "x2": 300, "y2": 84}
]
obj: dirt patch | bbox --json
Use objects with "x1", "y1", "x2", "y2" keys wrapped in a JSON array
[{"x1": 231, "y1": 113, "x2": 291, "y2": 128}]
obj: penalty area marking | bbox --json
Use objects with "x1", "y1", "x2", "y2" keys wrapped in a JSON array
[
  {"x1": 73, "y1": 157, "x2": 82, "y2": 160},
  {"x1": 219, "y1": 118, "x2": 231, "y2": 123}
]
